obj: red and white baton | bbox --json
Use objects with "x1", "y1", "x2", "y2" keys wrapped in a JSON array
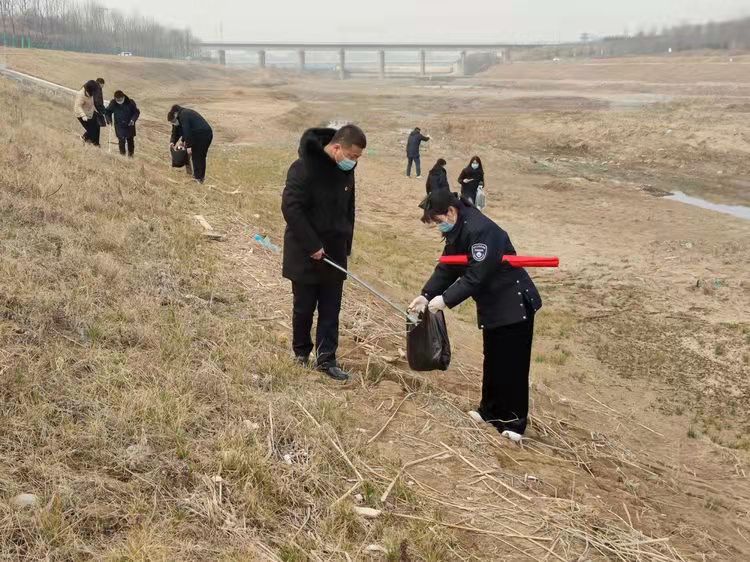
[{"x1": 439, "y1": 255, "x2": 559, "y2": 268}]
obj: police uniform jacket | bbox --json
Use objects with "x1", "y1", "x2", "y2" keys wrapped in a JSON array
[{"x1": 422, "y1": 201, "x2": 542, "y2": 329}]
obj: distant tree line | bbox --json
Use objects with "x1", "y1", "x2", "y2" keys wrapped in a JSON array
[
  {"x1": 597, "y1": 17, "x2": 750, "y2": 56},
  {"x1": 0, "y1": 0, "x2": 199, "y2": 59},
  {"x1": 517, "y1": 17, "x2": 750, "y2": 61}
]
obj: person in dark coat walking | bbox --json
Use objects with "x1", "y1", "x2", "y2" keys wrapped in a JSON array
[
  {"x1": 168, "y1": 105, "x2": 213, "y2": 183},
  {"x1": 406, "y1": 127, "x2": 430, "y2": 178},
  {"x1": 409, "y1": 190, "x2": 542, "y2": 441},
  {"x1": 457, "y1": 156, "x2": 485, "y2": 205},
  {"x1": 105, "y1": 90, "x2": 140, "y2": 157},
  {"x1": 425, "y1": 158, "x2": 450, "y2": 194},
  {"x1": 281, "y1": 125, "x2": 367, "y2": 381}
]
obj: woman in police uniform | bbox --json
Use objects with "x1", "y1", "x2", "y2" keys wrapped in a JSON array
[{"x1": 409, "y1": 190, "x2": 542, "y2": 440}]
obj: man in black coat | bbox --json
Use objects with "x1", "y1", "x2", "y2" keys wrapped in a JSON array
[
  {"x1": 410, "y1": 190, "x2": 542, "y2": 439},
  {"x1": 84, "y1": 78, "x2": 107, "y2": 127},
  {"x1": 168, "y1": 105, "x2": 213, "y2": 184},
  {"x1": 281, "y1": 125, "x2": 367, "y2": 381},
  {"x1": 406, "y1": 127, "x2": 430, "y2": 178},
  {"x1": 105, "y1": 90, "x2": 140, "y2": 157}
]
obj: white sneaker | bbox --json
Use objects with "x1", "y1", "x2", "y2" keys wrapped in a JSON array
[
  {"x1": 502, "y1": 430, "x2": 523, "y2": 443},
  {"x1": 468, "y1": 410, "x2": 485, "y2": 424},
  {"x1": 416, "y1": 175, "x2": 422, "y2": 179}
]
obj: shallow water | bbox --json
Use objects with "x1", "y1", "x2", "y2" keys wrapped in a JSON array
[{"x1": 667, "y1": 191, "x2": 750, "y2": 220}]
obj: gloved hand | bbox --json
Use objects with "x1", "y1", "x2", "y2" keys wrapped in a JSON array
[
  {"x1": 409, "y1": 295, "x2": 428, "y2": 313},
  {"x1": 81, "y1": 116, "x2": 88, "y2": 122},
  {"x1": 428, "y1": 295, "x2": 446, "y2": 314}
]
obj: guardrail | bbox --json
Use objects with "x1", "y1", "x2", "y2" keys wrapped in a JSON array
[{"x1": 0, "y1": 66, "x2": 75, "y2": 96}]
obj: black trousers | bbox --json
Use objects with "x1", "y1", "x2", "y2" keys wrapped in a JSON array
[
  {"x1": 190, "y1": 132, "x2": 213, "y2": 181},
  {"x1": 479, "y1": 314, "x2": 535, "y2": 434},
  {"x1": 78, "y1": 117, "x2": 101, "y2": 146},
  {"x1": 461, "y1": 184, "x2": 479, "y2": 205},
  {"x1": 292, "y1": 281, "x2": 343, "y2": 368},
  {"x1": 118, "y1": 137, "x2": 135, "y2": 157},
  {"x1": 406, "y1": 156, "x2": 421, "y2": 177}
]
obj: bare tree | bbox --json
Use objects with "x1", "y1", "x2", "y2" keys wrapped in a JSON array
[{"x1": 10, "y1": 0, "x2": 198, "y2": 58}]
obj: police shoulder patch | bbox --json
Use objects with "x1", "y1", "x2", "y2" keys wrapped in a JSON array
[{"x1": 471, "y1": 243, "x2": 488, "y2": 262}]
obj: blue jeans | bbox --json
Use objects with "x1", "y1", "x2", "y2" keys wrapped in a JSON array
[{"x1": 406, "y1": 156, "x2": 421, "y2": 177}]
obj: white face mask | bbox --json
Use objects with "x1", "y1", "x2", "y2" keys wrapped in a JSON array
[
  {"x1": 116, "y1": 99, "x2": 125, "y2": 105},
  {"x1": 471, "y1": 162, "x2": 479, "y2": 170}
]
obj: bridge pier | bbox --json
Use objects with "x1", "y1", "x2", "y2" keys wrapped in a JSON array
[
  {"x1": 257, "y1": 50, "x2": 266, "y2": 69},
  {"x1": 419, "y1": 49, "x2": 426, "y2": 76},
  {"x1": 458, "y1": 50, "x2": 467, "y2": 76},
  {"x1": 378, "y1": 50, "x2": 385, "y2": 79},
  {"x1": 297, "y1": 49, "x2": 306, "y2": 72},
  {"x1": 505, "y1": 47, "x2": 512, "y2": 64},
  {"x1": 338, "y1": 49, "x2": 346, "y2": 80},
  {"x1": 218, "y1": 49, "x2": 226, "y2": 66}
]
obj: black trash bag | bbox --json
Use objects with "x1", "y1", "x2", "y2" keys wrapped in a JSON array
[
  {"x1": 407, "y1": 309, "x2": 451, "y2": 371},
  {"x1": 171, "y1": 146, "x2": 188, "y2": 168}
]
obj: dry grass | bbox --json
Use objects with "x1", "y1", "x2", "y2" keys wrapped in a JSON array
[
  {"x1": 2, "y1": 54, "x2": 749, "y2": 561},
  {"x1": 0, "y1": 78, "x2": 473, "y2": 560}
]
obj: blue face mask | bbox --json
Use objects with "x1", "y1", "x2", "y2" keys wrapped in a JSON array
[
  {"x1": 437, "y1": 221, "x2": 455, "y2": 234},
  {"x1": 338, "y1": 158, "x2": 356, "y2": 171}
]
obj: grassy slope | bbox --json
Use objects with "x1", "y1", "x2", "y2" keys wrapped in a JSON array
[
  {"x1": 0, "y1": 77, "x2": 432, "y2": 560},
  {"x1": 1, "y1": 51, "x2": 749, "y2": 561}
]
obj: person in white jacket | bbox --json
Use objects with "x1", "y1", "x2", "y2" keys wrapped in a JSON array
[{"x1": 74, "y1": 82, "x2": 100, "y2": 147}]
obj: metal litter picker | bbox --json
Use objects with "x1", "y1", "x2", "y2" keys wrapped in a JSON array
[{"x1": 323, "y1": 256, "x2": 420, "y2": 325}]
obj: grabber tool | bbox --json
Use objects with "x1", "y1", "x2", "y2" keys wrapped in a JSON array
[{"x1": 323, "y1": 256, "x2": 420, "y2": 325}]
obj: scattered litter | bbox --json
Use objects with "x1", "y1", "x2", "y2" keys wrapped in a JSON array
[
  {"x1": 365, "y1": 544, "x2": 388, "y2": 555},
  {"x1": 354, "y1": 506, "x2": 382, "y2": 519},
  {"x1": 253, "y1": 233, "x2": 281, "y2": 253},
  {"x1": 354, "y1": 493, "x2": 365, "y2": 504},
  {"x1": 193, "y1": 214, "x2": 225, "y2": 241},
  {"x1": 11, "y1": 493, "x2": 39, "y2": 509}
]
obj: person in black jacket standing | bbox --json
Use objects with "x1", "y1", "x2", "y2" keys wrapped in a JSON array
[
  {"x1": 425, "y1": 158, "x2": 450, "y2": 194},
  {"x1": 457, "y1": 156, "x2": 484, "y2": 204},
  {"x1": 168, "y1": 105, "x2": 213, "y2": 184},
  {"x1": 85, "y1": 78, "x2": 107, "y2": 126},
  {"x1": 406, "y1": 127, "x2": 430, "y2": 178},
  {"x1": 105, "y1": 90, "x2": 140, "y2": 157},
  {"x1": 281, "y1": 125, "x2": 367, "y2": 381},
  {"x1": 409, "y1": 190, "x2": 542, "y2": 441}
]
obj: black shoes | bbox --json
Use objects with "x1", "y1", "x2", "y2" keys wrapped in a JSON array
[
  {"x1": 319, "y1": 365, "x2": 350, "y2": 381},
  {"x1": 294, "y1": 356, "x2": 350, "y2": 381}
]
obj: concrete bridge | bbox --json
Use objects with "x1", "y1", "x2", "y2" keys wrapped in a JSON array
[{"x1": 197, "y1": 41, "x2": 548, "y2": 78}]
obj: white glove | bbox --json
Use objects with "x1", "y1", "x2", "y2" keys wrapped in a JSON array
[
  {"x1": 81, "y1": 116, "x2": 88, "y2": 122},
  {"x1": 428, "y1": 295, "x2": 446, "y2": 314},
  {"x1": 409, "y1": 295, "x2": 428, "y2": 313}
]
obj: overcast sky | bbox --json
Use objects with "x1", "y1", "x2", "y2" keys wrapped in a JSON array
[{"x1": 100, "y1": 0, "x2": 749, "y2": 43}]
